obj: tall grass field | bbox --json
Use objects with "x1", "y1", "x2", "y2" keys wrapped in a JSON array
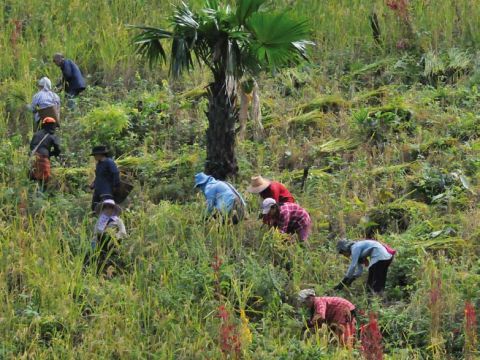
[{"x1": 1, "y1": 0, "x2": 480, "y2": 358}]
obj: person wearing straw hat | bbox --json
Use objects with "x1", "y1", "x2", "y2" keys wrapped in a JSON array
[
  {"x1": 247, "y1": 175, "x2": 295, "y2": 203},
  {"x1": 298, "y1": 289, "x2": 356, "y2": 347},
  {"x1": 194, "y1": 172, "x2": 246, "y2": 224},
  {"x1": 84, "y1": 199, "x2": 127, "y2": 273},
  {"x1": 29, "y1": 117, "x2": 61, "y2": 186},
  {"x1": 90, "y1": 145, "x2": 120, "y2": 212},
  {"x1": 334, "y1": 239, "x2": 395, "y2": 295},
  {"x1": 261, "y1": 198, "x2": 312, "y2": 242}
]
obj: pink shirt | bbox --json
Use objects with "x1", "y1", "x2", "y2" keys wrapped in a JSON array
[{"x1": 313, "y1": 297, "x2": 355, "y2": 325}]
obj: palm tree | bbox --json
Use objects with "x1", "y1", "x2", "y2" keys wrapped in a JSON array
[{"x1": 131, "y1": 0, "x2": 312, "y2": 179}]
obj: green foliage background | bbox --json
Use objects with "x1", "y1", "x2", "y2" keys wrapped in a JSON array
[{"x1": 1, "y1": 0, "x2": 480, "y2": 358}]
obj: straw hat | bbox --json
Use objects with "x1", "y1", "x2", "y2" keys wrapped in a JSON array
[
  {"x1": 95, "y1": 199, "x2": 122, "y2": 216},
  {"x1": 247, "y1": 175, "x2": 272, "y2": 193}
]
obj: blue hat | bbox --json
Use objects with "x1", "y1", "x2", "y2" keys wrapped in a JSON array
[{"x1": 194, "y1": 172, "x2": 210, "y2": 188}]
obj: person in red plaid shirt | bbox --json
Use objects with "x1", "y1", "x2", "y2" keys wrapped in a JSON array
[
  {"x1": 298, "y1": 289, "x2": 356, "y2": 347},
  {"x1": 261, "y1": 198, "x2": 312, "y2": 242}
]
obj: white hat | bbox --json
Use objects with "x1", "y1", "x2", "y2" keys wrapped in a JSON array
[
  {"x1": 95, "y1": 199, "x2": 122, "y2": 216},
  {"x1": 261, "y1": 198, "x2": 277, "y2": 214},
  {"x1": 298, "y1": 289, "x2": 316, "y2": 303}
]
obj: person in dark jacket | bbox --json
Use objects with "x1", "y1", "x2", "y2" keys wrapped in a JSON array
[
  {"x1": 90, "y1": 145, "x2": 120, "y2": 212},
  {"x1": 29, "y1": 117, "x2": 61, "y2": 185},
  {"x1": 53, "y1": 53, "x2": 86, "y2": 97}
]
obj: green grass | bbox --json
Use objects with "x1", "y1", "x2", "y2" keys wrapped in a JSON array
[{"x1": 1, "y1": 0, "x2": 480, "y2": 358}]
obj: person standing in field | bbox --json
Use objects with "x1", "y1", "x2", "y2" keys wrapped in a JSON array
[
  {"x1": 261, "y1": 198, "x2": 312, "y2": 243},
  {"x1": 334, "y1": 239, "x2": 395, "y2": 295},
  {"x1": 28, "y1": 77, "x2": 60, "y2": 130},
  {"x1": 90, "y1": 145, "x2": 120, "y2": 212},
  {"x1": 298, "y1": 289, "x2": 356, "y2": 347},
  {"x1": 194, "y1": 172, "x2": 246, "y2": 224},
  {"x1": 29, "y1": 117, "x2": 61, "y2": 187},
  {"x1": 53, "y1": 53, "x2": 86, "y2": 97}
]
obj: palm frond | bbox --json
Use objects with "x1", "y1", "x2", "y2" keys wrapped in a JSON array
[
  {"x1": 247, "y1": 12, "x2": 313, "y2": 70},
  {"x1": 235, "y1": 0, "x2": 266, "y2": 25},
  {"x1": 129, "y1": 25, "x2": 172, "y2": 67}
]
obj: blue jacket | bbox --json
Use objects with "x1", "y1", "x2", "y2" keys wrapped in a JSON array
[
  {"x1": 345, "y1": 240, "x2": 393, "y2": 279},
  {"x1": 61, "y1": 59, "x2": 86, "y2": 93},
  {"x1": 94, "y1": 158, "x2": 120, "y2": 197},
  {"x1": 195, "y1": 173, "x2": 245, "y2": 214}
]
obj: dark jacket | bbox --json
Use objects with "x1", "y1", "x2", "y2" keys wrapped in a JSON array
[
  {"x1": 93, "y1": 158, "x2": 120, "y2": 197},
  {"x1": 61, "y1": 59, "x2": 86, "y2": 94},
  {"x1": 30, "y1": 129, "x2": 61, "y2": 157}
]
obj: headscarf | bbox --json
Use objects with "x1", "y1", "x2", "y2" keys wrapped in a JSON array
[
  {"x1": 38, "y1": 77, "x2": 52, "y2": 91},
  {"x1": 336, "y1": 239, "x2": 354, "y2": 254},
  {"x1": 298, "y1": 289, "x2": 316, "y2": 303}
]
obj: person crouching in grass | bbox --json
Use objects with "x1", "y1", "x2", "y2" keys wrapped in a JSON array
[
  {"x1": 298, "y1": 289, "x2": 356, "y2": 348},
  {"x1": 84, "y1": 199, "x2": 126, "y2": 275},
  {"x1": 261, "y1": 198, "x2": 312, "y2": 244}
]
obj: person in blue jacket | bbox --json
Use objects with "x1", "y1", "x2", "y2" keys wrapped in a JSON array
[
  {"x1": 194, "y1": 172, "x2": 246, "y2": 224},
  {"x1": 53, "y1": 53, "x2": 86, "y2": 97},
  {"x1": 90, "y1": 145, "x2": 120, "y2": 212},
  {"x1": 334, "y1": 239, "x2": 394, "y2": 295}
]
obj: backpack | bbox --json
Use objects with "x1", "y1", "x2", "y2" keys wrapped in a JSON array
[{"x1": 382, "y1": 243, "x2": 397, "y2": 256}]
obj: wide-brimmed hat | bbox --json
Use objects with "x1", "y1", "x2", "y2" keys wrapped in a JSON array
[
  {"x1": 194, "y1": 172, "x2": 210, "y2": 188},
  {"x1": 247, "y1": 175, "x2": 272, "y2": 193},
  {"x1": 261, "y1": 198, "x2": 277, "y2": 214},
  {"x1": 95, "y1": 199, "x2": 122, "y2": 216},
  {"x1": 298, "y1": 289, "x2": 316, "y2": 303},
  {"x1": 90, "y1": 145, "x2": 110, "y2": 156}
]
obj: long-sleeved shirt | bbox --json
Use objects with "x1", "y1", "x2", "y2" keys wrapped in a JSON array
[
  {"x1": 260, "y1": 181, "x2": 295, "y2": 203},
  {"x1": 198, "y1": 176, "x2": 245, "y2": 214},
  {"x1": 30, "y1": 89, "x2": 60, "y2": 122},
  {"x1": 345, "y1": 240, "x2": 393, "y2": 279},
  {"x1": 312, "y1": 297, "x2": 355, "y2": 325},
  {"x1": 60, "y1": 59, "x2": 86, "y2": 94},
  {"x1": 272, "y1": 203, "x2": 311, "y2": 235},
  {"x1": 93, "y1": 158, "x2": 120, "y2": 197},
  {"x1": 29, "y1": 129, "x2": 61, "y2": 157}
]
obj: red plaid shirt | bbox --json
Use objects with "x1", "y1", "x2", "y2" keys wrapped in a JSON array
[
  {"x1": 274, "y1": 203, "x2": 311, "y2": 234},
  {"x1": 313, "y1": 297, "x2": 355, "y2": 325}
]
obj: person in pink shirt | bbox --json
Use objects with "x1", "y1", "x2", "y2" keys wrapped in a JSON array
[
  {"x1": 298, "y1": 289, "x2": 356, "y2": 347},
  {"x1": 261, "y1": 198, "x2": 312, "y2": 242}
]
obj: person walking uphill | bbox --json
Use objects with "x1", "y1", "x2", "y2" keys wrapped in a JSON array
[
  {"x1": 334, "y1": 239, "x2": 395, "y2": 295},
  {"x1": 194, "y1": 172, "x2": 246, "y2": 224},
  {"x1": 29, "y1": 117, "x2": 61, "y2": 186},
  {"x1": 298, "y1": 289, "x2": 356, "y2": 347},
  {"x1": 261, "y1": 198, "x2": 312, "y2": 243},
  {"x1": 28, "y1": 77, "x2": 60, "y2": 130},
  {"x1": 53, "y1": 53, "x2": 86, "y2": 97},
  {"x1": 90, "y1": 146, "x2": 120, "y2": 212}
]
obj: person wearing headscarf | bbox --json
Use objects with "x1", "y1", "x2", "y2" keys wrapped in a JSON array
[
  {"x1": 28, "y1": 77, "x2": 60, "y2": 129},
  {"x1": 194, "y1": 172, "x2": 246, "y2": 224},
  {"x1": 29, "y1": 117, "x2": 61, "y2": 186},
  {"x1": 261, "y1": 198, "x2": 312, "y2": 242},
  {"x1": 298, "y1": 289, "x2": 356, "y2": 347},
  {"x1": 53, "y1": 53, "x2": 86, "y2": 97},
  {"x1": 334, "y1": 239, "x2": 395, "y2": 295}
]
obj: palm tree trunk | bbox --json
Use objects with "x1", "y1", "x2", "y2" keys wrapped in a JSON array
[{"x1": 205, "y1": 79, "x2": 238, "y2": 180}]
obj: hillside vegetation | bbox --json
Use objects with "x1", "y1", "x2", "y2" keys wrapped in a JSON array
[{"x1": 1, "y1": 0, "x2": 480, "y2": 358}]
